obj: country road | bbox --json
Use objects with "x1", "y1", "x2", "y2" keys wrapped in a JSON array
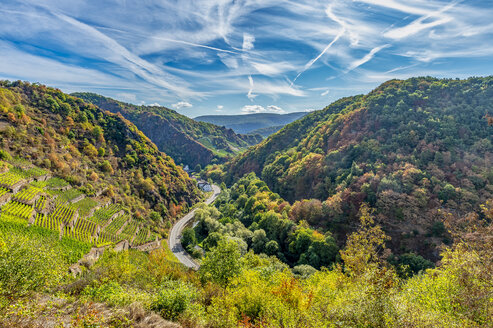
[{"x1": 168, "y1": 184, "x2": 221, "y2": 270}]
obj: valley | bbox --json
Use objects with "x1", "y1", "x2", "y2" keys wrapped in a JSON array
[{"x1": 0, "y1": 77, "x2": 491, "y2": 328}]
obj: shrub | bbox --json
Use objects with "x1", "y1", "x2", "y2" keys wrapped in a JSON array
[
  {"x1": 151, "y1": 279, "x2": 198, "y2": 320},
  {"x1": 199, "y1": 239, "x2": 243, "y2": 287},
  {"x1": 0, "y1": 150, "x2": 11, "y2": 161}
]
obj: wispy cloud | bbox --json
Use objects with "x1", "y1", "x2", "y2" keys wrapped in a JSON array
[
  {"x1": 247, "y1": 75, "x2": 256, "y2": 100},
  {"x1": 292, "y1": 29, "x2": 344, "y2": 85},
  {"x1": 384, "y1": 2, "x2": 456, "y2": 40},
  {"x1": 0, "y1": 0, "x2": 492, "y2": 115},
  {"x1": 242, "y1": 33, "x2": 255, "y2": 51},
  {"x1": 347, "y1": 44, "x2": 390, "y2": 71}
]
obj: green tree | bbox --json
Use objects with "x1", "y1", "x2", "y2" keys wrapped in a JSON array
[
  {"x1": 181, "y1": 227, "x2": 197, "y2": 249},
  {"x1": 199, "y1": 239, "x2": 243, "y2": 287},
  {"x1": 251, "y1": 229, "x2": 268, "y2": 253}
]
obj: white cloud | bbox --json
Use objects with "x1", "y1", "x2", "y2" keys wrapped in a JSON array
[
  {"x1": 267, "y1": 105, "x2": 285, "y2": 113},
  {"x1": 384, "y1": 2, "x2": 455, "y2": 40},
  {"x1": 251, "y1": 61, "x2": 297, "y2": 76},
  {"x1": 347, "y1": 44, "x2": 390, "y2": 71},
  {"x1": 217, "y1": 105, "x2": 224, "y2": 110},
  {"x1": 354, "y1": 0, "x2": 432, "y2": 16},
  {"x1": 242, "y1": 105, "x2": 265, "y2": 113},
  {"x1": 149, "y1": 102, "x2": 161, "y2": 106},
  {"x1": 172, "y1": 101, "x2": 193, "y2": 109},
  {"x1": 247, "y1": 75, "x2": 256, "y2": 100},
  {"x1": 242, "y1": 33, "x2": 255, "y2": 51},
  {"x1": 241, "y1": 104, "x2": 285, "y2": 113},
  {"x1": 321, "y1": 90, "x2": 330, "y2": 96}
]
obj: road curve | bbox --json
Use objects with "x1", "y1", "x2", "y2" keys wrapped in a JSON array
[{"x1": 168, "y1": 184, "x2": 221, "y2": 270}]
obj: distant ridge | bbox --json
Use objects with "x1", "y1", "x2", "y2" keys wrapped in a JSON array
[
  {"x1": 73, "y1": 93, "x2": 262, "y2": 167},
  {"x1": 195, "y1": 112, "x2": 307, "y2": 135}
]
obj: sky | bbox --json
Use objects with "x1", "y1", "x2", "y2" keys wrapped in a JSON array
[{"x1": 0, "y1": 0, "x2": 492, "y2": 117}]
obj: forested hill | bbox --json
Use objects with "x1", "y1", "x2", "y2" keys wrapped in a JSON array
[
  {"x1": 73, "y1": 93, "x2": 262, "y2": 167},
  {"x1": 224, "y1": 77, "x2": 493, "y2": 258},
  {"x1": 195, "y1": 111, "x2": 307, "y2": 135},
  {"x1": 0, "y1": 81, "x2": 200, "y2": 219}
]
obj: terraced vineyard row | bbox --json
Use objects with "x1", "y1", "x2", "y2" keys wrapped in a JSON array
[
  {"x1": 13, "y1": 186, "x2": 43, "y2": 203},
  {"x1": 105, "y1": 213, "x2": 128, "y2": 235},
  {"x1": 0, "y1": 165, "x2": 163, "y2": 249},
  {"x1": 0, "y1": 187, "x2": 9, "y2": 197},
  {"x1": 64, "y1": 226, "x2": 93, "y2": 243},
  {"x1": 35, "y1": 196, "x2": 47, "y2": 211},
  {"x1": 119, "y1": 220, "x2": 139, "y2": 241},
  {"x1": 88, "y1": 204, "x2": 122, "y2": 225},
  {"x1": 51, "y1": 203, "x2": 77, "y2": 224},
  {"x1": 0, "y1": 171, "x2": 23, "y2": 189},
  {"x1": 96, "y1": 231, "x2": 119, "y2": 246},
  {"x1": 35, "y1": 213, "x2": 63, "y2": 231},
  {"x1": 73, "y1": 217, "x2": 97, "y2": 236},
  {"x1": 1, "y1": 201, "x2": 33, "y2": 221},
  {"x1": 11, "y1": 166, "x2": 48, "y2": 179},
  {"x1": 133, "y1": 227, "x2": 158, "y2": 246}
]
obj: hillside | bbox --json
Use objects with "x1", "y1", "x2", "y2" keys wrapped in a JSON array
[
  {"x1": 249, "y1": 124, "x2": 286, "y2": 137},
  {"x1": 0, "y1": 81, "x2": 201, "y2": 222},
  {"x1": 224, "y1": 77, "x2": 493, "y2": 259},
  {"x1": 195, "y1": 112, "x2": 307, "y2": 135},
  {"x1": 73, "y1": 93, "x2": 262, "y2": 167}
]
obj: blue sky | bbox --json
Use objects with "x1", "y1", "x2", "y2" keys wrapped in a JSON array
[{"x1": 1, "y1": 0, "x2": 492, "y2": 117}]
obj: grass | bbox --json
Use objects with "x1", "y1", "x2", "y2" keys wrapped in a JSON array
[
  {"x1": 73, "y1": 197, "x2": 99, "y2": 217},
  {"x1": 0, "y1": 220, "x2": 91, "y2": 263},
  {"x1": 45, "y1": 177, "x2": 69, "y2": 189}
]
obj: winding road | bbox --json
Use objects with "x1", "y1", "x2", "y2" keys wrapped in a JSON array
[{"x1": 168, "y1": 184, "x2": 221, "y2": 270}]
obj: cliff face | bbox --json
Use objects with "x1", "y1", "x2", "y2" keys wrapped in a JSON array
[{"x1": 73, "y1": 93, "x2": 262, "y2": 167}]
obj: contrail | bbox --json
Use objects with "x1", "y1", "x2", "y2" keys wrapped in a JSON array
[{"x1": 291, "y1": 29, "x2": 344, "y2": 86}]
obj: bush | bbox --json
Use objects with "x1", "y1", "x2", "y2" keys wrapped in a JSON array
[
  {"x1": 388, "y1": 253, "x2": 434, "y2": 277},
  {"x1": 151, "y1": 279, "x2": 198, "y2": 320},
  {"x1": 0, "y1": 150, "x2": 11, "y2": 161},
  {"x1": 199, "y1": 239, "x2": 243, "y2": 287}
]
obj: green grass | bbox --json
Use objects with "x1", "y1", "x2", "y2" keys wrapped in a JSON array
[
  {"x1": 51, "y1": 188, "x2": 84, "y2": 203},
  {"x1": 0, "y1": 220, "x2": 91, "y2": 263},
  {"x1": 73, "y1": 197, "x2": 99, "y2": 217},
  {"x1": 45, "y1": 177, "x2": 69, "y2": 189}
]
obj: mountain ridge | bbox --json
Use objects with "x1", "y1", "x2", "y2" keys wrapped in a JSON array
[
  {"x1": 220, "y1": 76, "x2": 493, "y2": 260},
  {"x1": 0, "y1": 81, "x2": 200, "y2": 220},
  {"x1": 72, "y1": 93, "x2": 262, "y2": 167},
  {"x1": 195, "y1": 111, "x2": 307, "y2": 135}
]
